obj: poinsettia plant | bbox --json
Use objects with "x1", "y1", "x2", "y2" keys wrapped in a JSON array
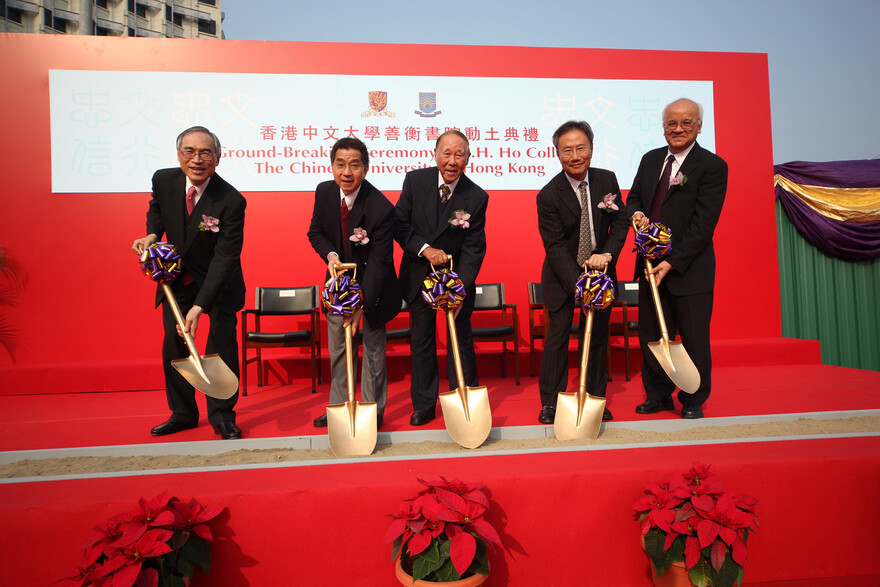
[
  {"x1": 633, "y1": 462, "x2": 759, "y2": 587},
  {"x1": 383, "y1": 477, "x2": 503, "y2": 583},
  {"x1": 60, "y1": 492, "x2": 225, "y2": 587}
]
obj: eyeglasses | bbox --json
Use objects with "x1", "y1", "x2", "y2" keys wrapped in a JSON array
[
  {"x1": 559, "y1": 146, "x2": 591, "y2": 159},
  {"x1": 179, "y1": 148, "x2": 216, "y2": 161},
  {"x1": 663, "y1": 120, "x2": 699, "y2": 131},
  {"x1": 333, "y1": 161, "x2": 364, "y2": 172}
]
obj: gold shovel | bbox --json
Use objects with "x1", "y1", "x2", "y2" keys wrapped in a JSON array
[
  {"x1": 554, "y1": 267, "x2": 608, "y2": 441},
  {"x1": 326, "y1": 263, "x2": 377, "y2": 457},
  {"x1": 634, "y1": 220, "x2": 701, "y2": 394},
  {"x1": 432, "y1": 259, "x2": 492, "y2": 449},
  {"x1": 138, "y1": 242, "x2": 238, "y2": 401}
]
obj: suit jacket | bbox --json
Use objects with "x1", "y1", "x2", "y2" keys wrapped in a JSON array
[
  {"x1": 146, "y1": 168, "x2": 246, "y2": 314},
  {"x1": 537, "y1": 168, "x2": 628, "y2": 313},
  {"x1": 307, "y1": 178, "x2": 401, "y2": 328},
  {"x1": 625, "y1": 142, "x2": 728, "y2": 296},
  {"x1": 394, "y1": 167, "x2": 489, "y2": 301}
]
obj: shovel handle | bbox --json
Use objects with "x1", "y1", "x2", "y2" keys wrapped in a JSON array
[
  {"x1": 344, "y1": 322, "x2": 357, "y2": 404},
  {"x1": 445, "y1": 310, "x2": 471, "y2": 420},
  {"x1": 577, "y1": 307, "x2": 594, "y2": 395},
  {"x1": 332, "y1": 262, "x2": 358, "y2": 280},
  {"x1": 161, "y1": 283, "x2": 201, "y2": 359},
  {"x1": 429, "y1": 254, "x2": 454, "y2": 273}
]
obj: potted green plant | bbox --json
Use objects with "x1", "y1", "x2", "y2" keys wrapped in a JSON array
[
  {"x1": 60, "y1": 492, "x2": 225, "y2": 587},
  {"x1": 383, "y1": 477, "x2": 503, "y2": 585},
  {"x1": 633, "y1": 462, "x2": 759, "y2": 587}
]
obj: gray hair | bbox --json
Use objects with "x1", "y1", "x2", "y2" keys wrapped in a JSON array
[{"x1": 176, "y1": 126, "x2": 222, "y2": 153}]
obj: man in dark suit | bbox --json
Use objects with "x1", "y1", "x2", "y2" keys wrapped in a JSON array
[
  {"x1": 394, "y1": 130, "x2": 489, "y2": 426},
  {"x1": 307, "y1": 137, "x2": 400, "y2": 429},
  {"x1": 132, "y1": 126, "x2": 246, "y2": 439},
  {"x1": 626, "y1": 98, "x2": 728, "y2": 419},
  {"x1": 536, "y1": 121, "x2": 629, "y2": 424}
]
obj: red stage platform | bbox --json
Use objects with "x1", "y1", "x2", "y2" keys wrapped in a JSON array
[{"x1": 1, "y1": 339, "x2": 879, "y2": 586}]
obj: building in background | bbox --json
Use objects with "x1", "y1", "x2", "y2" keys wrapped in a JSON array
[{"x1": 1, "y1": 0, "x2": 223, "y2": 38}]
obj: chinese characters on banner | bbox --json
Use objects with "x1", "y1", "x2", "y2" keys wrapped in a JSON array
[{"x1": 49, "y1": 71, "x2": 714, "y2": 193}]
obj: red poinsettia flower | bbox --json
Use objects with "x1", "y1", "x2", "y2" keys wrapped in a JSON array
[
  {"x1": 418, "y1": 476, "x2": 489, "y2": 508},
  {"x1": 98, "y1": 528, "x2": 173, "y2": 586},
  {"x1": 171, "y1": 498, "x2": 223, "y2": 542},
  {"x1": 386, "y1": 478, "x2": 504, "y2": 583},
  {"x1": 111, "y1": 492, "x2": 176, "y2": 545},
  {"x1": 634, "y1": 462, "x2": 759, "y2": 587}
]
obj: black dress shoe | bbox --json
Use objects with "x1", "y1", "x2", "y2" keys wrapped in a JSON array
[
  {"x1": 538, "y1": 405, "x2": 556, "y2": 424},
  {"x1": 151, "y1": 418, "x2": 197, "y2": 437},
  {"x1": 603, "y1": 407, "x2": 613, "y2": 421},
  {"x1": 313, "y1": 413, "x2": 328, "y2": 427},
  {"x1": 410, "y1": 408, "x2": 436, "y2": 426},
  {"x1": 681, "y1": 406, "x2": 704, "y2": 419},
  {"x1": 213, "y1": 421, "x2": 242, "y2": 440},
  {"x1": 635, "y1": 398, "x2": 675, "y2": 414}
]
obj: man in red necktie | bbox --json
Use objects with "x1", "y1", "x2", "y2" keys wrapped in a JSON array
[
  {"x1": 307, "y1": 138, "x2": 400, "y2": 430},
  {"x1": 131, "y1": 126, "x2": 246, "y2": 439}
]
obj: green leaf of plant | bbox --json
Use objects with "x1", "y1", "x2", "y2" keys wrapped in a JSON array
[
  {"x1": 413, "y1": 541, "x2": 442, "y2": 582},
  {"x1": 714, "y1": 553, "x2": 742, "y2": 587}
]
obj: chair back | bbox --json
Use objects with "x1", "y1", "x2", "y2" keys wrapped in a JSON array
[
  {"x1": 473, "y1": 283, "x2": 504, "y2": 310},
  {"x1": 255, "y1": 286, "x2": 318, "y2": 315},
  {"x1": 617, "y1": 281, "x2": 639, "y2": 306},
  {"x1": 527, "y1": 282, "x2": 542, "y2": 305}
]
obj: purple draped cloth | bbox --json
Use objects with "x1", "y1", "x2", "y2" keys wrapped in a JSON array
[{"x1": 774, "y1": 160, "x2": 880, "y2": 260}]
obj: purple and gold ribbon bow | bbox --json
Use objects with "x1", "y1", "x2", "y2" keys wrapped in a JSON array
[
  {"x1": 321, "y1": 274, "x2": 363, "y2": 316},
  {"x1": 575, "y1": 269, "x2": 616, "y2": 310},
  {"x1": 633, "y1": 222, "x2": 673, "y2": 259},
  {"x1": 422, "y1": 267, "x2": 467, "y2": 311},
  {"x1": 138, "y1": 242, "x2": 182, "y2": 283}
]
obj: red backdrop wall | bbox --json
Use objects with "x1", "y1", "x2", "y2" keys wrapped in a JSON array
[{"x1": 0, "y1": 35, "x2": 776, "y2": 392}]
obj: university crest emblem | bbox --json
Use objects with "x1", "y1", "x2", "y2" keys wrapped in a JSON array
[
  {"x1": 362, "y1": 91, "x2": 395, "y2": 118},
  {"x1": 415, "y1": 92, "x2": 442, "y2": 118}
]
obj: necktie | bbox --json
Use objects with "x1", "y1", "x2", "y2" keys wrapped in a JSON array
[
  {"x1": 650, "y1": 155, "x2": 676, "y2": 221},
  {"x1": 340, "y1": 198, "x2": 350, "y2": 259},
  {"x1": 186, "y1": 186, "x2": 197, "y2": 216},
  {"x1": 576, "y1": 181, "x2": 595, "y2": 266},
  {"x1": 440, "y1": 184, "x2": 451, "y2": 204}
]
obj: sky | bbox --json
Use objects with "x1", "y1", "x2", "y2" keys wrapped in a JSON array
[{"x1": 219, "y1": 0, "x2": 880, "y2": 165}]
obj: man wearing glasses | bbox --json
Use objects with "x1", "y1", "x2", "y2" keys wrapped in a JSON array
[
  {"x1": 307, "y1": 137, "x2": 400, "y2": 430},
  {"x1": 535, "y1": 121, "x2": 628, "y2": 424},
  {"x1": 132, "y1": 126, "x2": 246, "y2": 439},
  {"x1": 627, "y1": 98, "x2": 728, "y2": 419}
]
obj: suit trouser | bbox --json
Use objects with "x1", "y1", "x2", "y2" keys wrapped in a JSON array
[
  {"x1": 161, "y1": 280, "x2": 239, "y2": 427},
  {"x1": 637, "y1": 281, "x2": 713, "y2": 408},
  {"x1": 325, "y1": 312, "x2": 387, "y2": 417},
  {"x1": 538, "y1": 298, "x2": 611, "y2": 408},
  {"x1": 408, "y1": 290, "x2": 477, "y2": 413}
]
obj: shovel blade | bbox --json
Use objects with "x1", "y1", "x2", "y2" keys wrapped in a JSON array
[
  {"x1": 171, "y1": 353, "x2": 239, "y2": 400},
  {"x1": 648, "y1": 340, "x2": 701, "y2": 394},
  {"x1": 439, "y1": 385, "x2": 492, "y2": 449},
  {"x1": 327, "y1": 401, "x2": 377, "y2": 457},
  {"x1": 554, "y1": 391, "x2": 605, "y2": 440}
]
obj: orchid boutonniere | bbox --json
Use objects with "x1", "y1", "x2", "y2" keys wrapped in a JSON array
[
  {"x1": 670, "y1": 172, "x2": 687, "y2": 189},
  {"x1": 449, "y1": 209, "x2": 471, "y2": 229},
  {"x1": 349, "y1": 227, "x2": 370, "y2": 245},
  {"x1": 199, "y1": 215, "x2": 220, "y2": 232},
  {"x1": 597, "y1": 192, "x2": 620, "y2": 212}
]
